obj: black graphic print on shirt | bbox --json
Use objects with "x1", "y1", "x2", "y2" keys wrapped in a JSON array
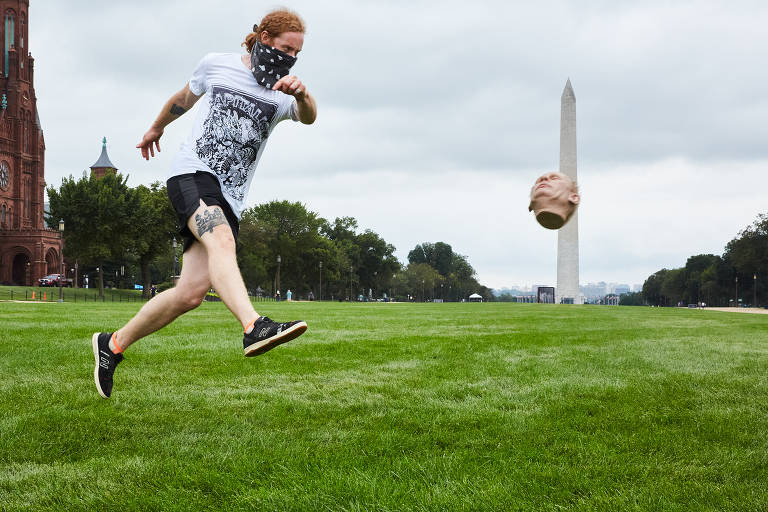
[{"x1": 195, "y1": 85, "x2": 279, "y2": 201}]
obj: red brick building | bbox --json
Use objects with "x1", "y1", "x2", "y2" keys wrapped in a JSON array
[{"x1": 0, "y1": 0, "x2": 60, "y2": 285}]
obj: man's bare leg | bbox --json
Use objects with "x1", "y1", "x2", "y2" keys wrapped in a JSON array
[
  {"x1": 188, "y1": 200, "x2": 259, "y2": 330},
  {"x1": 92, "y1": 201, "x2": 306, "y2": 397},
  {"x1": 92, "y1": 242, "x2": 212, "y2": 398},
  {"x1": 112, "y1": 200, "x2": 259, "y2": 354},
  {"x1": 112, "y1": 241, "x2": 212, "y2": 351}
]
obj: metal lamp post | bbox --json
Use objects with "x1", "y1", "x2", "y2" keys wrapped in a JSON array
[
  {"x1": 318, "y1": 261, "x2": 322, "y2": 301},
  {"x1": 276, "y1": 255, "x2": 281, "y2": 299},
  {"x1": 58, "y1": 219, "x2": 64, "y2": 302},
  {"x1": 349, "y1": 265, "x2": 353, "y2": 301},
  {"x1": 735, "y1": 276, "x2": 739, "y2": 307},
  {"x1": 172, "y1": 238, "x2": 179, "y2": 282},
  {"x1": 754, "y1": 273, "x2": 757, "y2": 307},
  {"x1": 422, "y1": 279, "x2": 425, "y2": 302}
]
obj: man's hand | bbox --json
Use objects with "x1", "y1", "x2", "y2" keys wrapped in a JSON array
[
  {"x1": 272, "y1": 75, "x2": 317, "y2": 124},
  {"x1": 136, "y1": 84, "x2": 202, "y2": 160},
  {"x1": 272, "y1": 75, "x2": 306, "y2": 99},
  {"x1": 136, "y1": 126, "x2": 164, "y2": 160}
]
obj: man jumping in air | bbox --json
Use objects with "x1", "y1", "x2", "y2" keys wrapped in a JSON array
[{"x1": 92, "y1": 9, "x2": 317, "y2": 398}]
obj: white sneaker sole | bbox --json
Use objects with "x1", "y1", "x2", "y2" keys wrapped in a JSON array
[
  {"x1": 92, "y1": 333, "x2": 109, "y2": 399},
  {"x1": 244, "y1": 321, "x2": 308, "y2": 357}
]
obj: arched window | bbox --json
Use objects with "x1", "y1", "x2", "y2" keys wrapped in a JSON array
[
  {"x1": 4, "y1": 10, "x2": 15, "y2": 78},
  {"x1": 24, "y1": 178, "x2": 30, "y2": 219},
  {"x1": 1, "y1": 204, "x2": 6, "y2": 226},
  {"x1": 23, "y1": 111, "x2": 29, "y2": 152},
  {"x1": 19, "y1": 13, "x2": 24, "y2": 73}
]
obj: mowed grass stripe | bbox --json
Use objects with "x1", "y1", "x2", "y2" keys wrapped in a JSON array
[{"x1": 1, "y1": 302, "x2": 767, "y2": 511}]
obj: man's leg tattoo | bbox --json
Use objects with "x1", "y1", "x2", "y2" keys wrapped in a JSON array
[{"x1": 195, "y1": 208, "x2": 227, "y2": 237}]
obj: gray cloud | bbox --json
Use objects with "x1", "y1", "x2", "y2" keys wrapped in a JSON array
[{"x1": 28, "y1": 0, "x2": 768, "y2": 288}]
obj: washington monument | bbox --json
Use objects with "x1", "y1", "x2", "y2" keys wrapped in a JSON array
[{"x1": 556, "y1": 79, "x2": 583, "y2": 304}]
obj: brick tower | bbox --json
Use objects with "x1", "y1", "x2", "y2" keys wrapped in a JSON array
[
  {"x1": 90, "y1": 137, "x2": 117, "y2": 179},
  {"x1": 0, "y1": 0, "x2": 60, "y2": 285}
]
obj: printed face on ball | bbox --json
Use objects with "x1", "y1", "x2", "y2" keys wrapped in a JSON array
[{"x1": 528, "y1": 172, "x2": 580, "y2": 230}]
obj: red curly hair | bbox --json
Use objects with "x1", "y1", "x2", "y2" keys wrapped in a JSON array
[{"x1": 242, "y1": 9, "x2": 305, "y2": 52}]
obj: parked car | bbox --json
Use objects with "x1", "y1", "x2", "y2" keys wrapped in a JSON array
[{"x1": 38, "y1": 274, "x2": 73, "y2": 287}]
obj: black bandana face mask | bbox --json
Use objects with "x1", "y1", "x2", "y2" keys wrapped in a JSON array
[{"x1": 249, "y1": 41, "x2": 297, "y2": 89}]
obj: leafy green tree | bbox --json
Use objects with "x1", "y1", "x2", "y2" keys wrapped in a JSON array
[
  {"x1": 699, "y1": 256, "x2": 733, "y2": 306},
  {"x1": 661, "y1": 268, "x2": 686, "y2": 305},
  {"x1": 320, "y1": 217, "x2": 400, "y2": 299},
  {"x1": 130, "y1": 182, "x2": 177, "y2": 298},
  {"x1": 239, "y1": 201, "x2": 369, "y2": 299},
  {"x1": 619, "y1": 291, "x2": 644, "y2": 306},
  {"x1": 642, "y1": 269, "x2": 669, "y2": 306},
  {"x1": 47, "y1": 172, "x2": 138, "y2": 297},
  {"x1": 323, "y1": 216, "x2": 358, "y2": 243},
  {"x1": 403, "y1": 263, "x2": 443, "y2": 301},
  {"x1": 407, "y1": 243, "x2": 428, "y2": 265},
  {"x1": 644, "y1": 256, "x2": 738, "y2": 307},
  {"x1": 682, "y1": 254, "x2": 719, "y2": 305},
  {"x1": 408, "y1": 242, "x2": 454, "y2": 277},
  {"x1": 355, "y1": 229, "x2": 400, "y2": 298},
  {"x1": 724, "y1": 213, "x2": 768, "y2": 306},
  {"x1": 448, "y1": 253, "x2": 479, "y2": 300},
  {"x1": 237, "y1": 211, "x2": 276, "y2": 294},
  {"x1": 609, "y1": 214, "x2": 768, "y2": 307},
  {"x1": 321, "y1": 217, "x2": 360, "y2": 298},
  {"x1": 239, "y1": 200, "x2": 327, "y2": 296},
  {"x1": 407, "y1": 242, "x2": 485, "y2": 300}
]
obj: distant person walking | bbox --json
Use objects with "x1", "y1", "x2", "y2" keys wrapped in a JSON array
[{"x1": 92, "y1": 9, "x2": 317, "y2": 399}]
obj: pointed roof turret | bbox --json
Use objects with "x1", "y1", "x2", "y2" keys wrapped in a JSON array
[
  {"x1": 90, "y1": 137, "x2": 117, "y2": 179},
  {"x1": 91, "y1": 137, "x2": 116, "y2": 169}
]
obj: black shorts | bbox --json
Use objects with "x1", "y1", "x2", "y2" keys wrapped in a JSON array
[{"x1": 166, "y1": 171, "x2": 240, "y2": 253}]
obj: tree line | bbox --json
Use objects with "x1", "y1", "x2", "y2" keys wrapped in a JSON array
[
  {"x1": 47, "y1": 173, "x2": 175, "y2": 298},
  {"x1": 47, "y1": 172, "x2": 493, "y2": 301},
  {"x1": 630, "y1": 213, "x2": 767, "y2": 307}
]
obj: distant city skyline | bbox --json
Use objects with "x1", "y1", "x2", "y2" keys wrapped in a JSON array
[{"x1": 494, "y1": 281, "x2": 643, "y2": 298}]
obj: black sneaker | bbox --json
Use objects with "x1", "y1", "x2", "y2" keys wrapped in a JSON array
[
  {"x1": 92, "y1": 332, "x2": 124, "y2": 398},
  {"x1": 243, "y1": 317, "x2": 308, "y2": 357}
]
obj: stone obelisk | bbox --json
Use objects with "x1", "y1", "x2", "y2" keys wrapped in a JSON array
[{"x1": 556, "y1": 79, "x2": 582, "y2": 304}]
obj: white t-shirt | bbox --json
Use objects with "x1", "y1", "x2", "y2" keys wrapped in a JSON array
[{"x1": 169, "y1": 53, "x2": 298, "y2": 218}]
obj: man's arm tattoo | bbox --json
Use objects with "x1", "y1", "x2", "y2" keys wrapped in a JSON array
[
  {"x1": 195, "y1": 208, "x2": 227, "y2": 237},
  {"x1": 170, "y1": 103, "x2": 187, "y2": 116}
]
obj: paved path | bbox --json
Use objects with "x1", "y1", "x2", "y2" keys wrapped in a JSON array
[
  {"x1": 705, "y1": 307, "x2": 768, "y2": 315},
  {"x1": 0, "y1": 300, "x2": 57, "y2": 304}
]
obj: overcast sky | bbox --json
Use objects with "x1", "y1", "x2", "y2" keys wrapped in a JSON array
[{"x1": 30, "y1": 0, "x2": 767, "y2": 290}]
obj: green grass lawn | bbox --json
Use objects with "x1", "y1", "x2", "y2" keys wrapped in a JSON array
[
  {"x1": 0, "y1": 284, "x2": 145, "y2": 303},
  {"x1": 1, "y1": 301, "x2": 767, "y2": 511}
]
